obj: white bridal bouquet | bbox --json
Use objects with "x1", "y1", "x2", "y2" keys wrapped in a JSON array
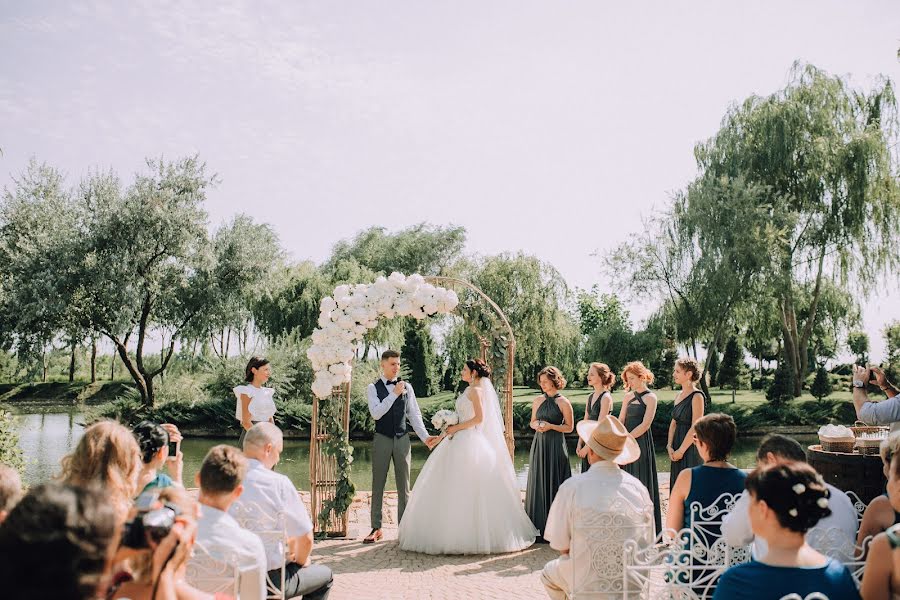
[{"x1": 431, "y1": 409, "x2": 459, "y2": 432}]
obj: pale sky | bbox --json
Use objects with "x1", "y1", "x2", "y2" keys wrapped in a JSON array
[{"x1": 1, "y1": 1, "x2": 899, "y2": 360}]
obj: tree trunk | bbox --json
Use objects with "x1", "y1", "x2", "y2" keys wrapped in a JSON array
[
  {"x1": 90, "y1": 339, "x2": 97, "y2": 383},
  {"x1": 68, "y1": 341, "x2": 77, "y2": 383},
  {"x1": 41, "y1": 351, "x2": 48, "y2": 382},
  {"x1": 159, "y1": 334, "x2": 165, "y2": 383}
]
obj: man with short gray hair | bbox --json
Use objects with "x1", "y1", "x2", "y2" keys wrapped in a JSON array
[{"x1": 231, "y1": 423, "x2": 332, "y2": 600}]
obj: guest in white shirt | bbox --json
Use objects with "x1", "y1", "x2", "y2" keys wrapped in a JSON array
[
  {"x1": 234, "y1": 357, "x2": 277, "y2": 447},
  {"x1": 231, "y1": 423, "x2": 332, "y2": 600},
  {"x1": 541, "y1": 415, "x2": 654, "y2": 600},
  {"x1": 192, "y1": 444, "x2": 267, "y2": 600},
  {"x1": 722, "y1": 434, "x2": 857, "y2": 562}
]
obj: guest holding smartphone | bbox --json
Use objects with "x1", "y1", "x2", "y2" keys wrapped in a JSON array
[{"x1": 134, "y1": 421, "x2": 184, "y2": 494}]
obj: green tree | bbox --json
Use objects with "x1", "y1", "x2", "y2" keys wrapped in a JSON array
[
  {"x1": 254, "y1": 261, "x2": 331, "y2": 341},
  {"x1": 847, "y1": 331, "x2": 870, "y2": 365},
  {"x1": 810, "y1": 365, "x2": 833, "y2": 402},
  {"x1": 767, "y1": 355, "x2": 797, "y2": 404},
  {"x1": 324, "y1": 223, "x2": 466, "y2": 277},
  {"x1": 695, "y1": 63, "x2": 900, "y2": 396},
  {"x1": 706, "y1": 349, "x2": 720, "y2": 388},
  {"x1": 402, "y1": 320, "x2": 439, "y2": 397},
  {"x1": 718, "y1": 336, "x2": 743, "y2": 401}
]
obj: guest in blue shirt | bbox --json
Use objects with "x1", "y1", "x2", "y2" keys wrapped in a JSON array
[
  {"x1": 712, "y1": 462, "x2": 861, "y2": 600},
  {"x1": 134, "y1": 421, "x2": 183, "y2": 494}
]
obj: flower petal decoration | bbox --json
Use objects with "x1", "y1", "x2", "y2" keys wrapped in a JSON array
[
  {"x1": 308, "y1": 274, "x2": 458, "y2": 399},
  {"x1": 817, "y1": 497, "x2": 829, "y2": 509},
  {"x1": 788, "y1": 508, "x2": 799, "y2": 517},
  {"x1": 792, "y1": 483, "x2": 806, "y2": 495}
]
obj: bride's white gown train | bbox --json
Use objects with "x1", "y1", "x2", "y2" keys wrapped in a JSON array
[{"x1": 398, "y1": 383, "x2": 537, "y2": 555}]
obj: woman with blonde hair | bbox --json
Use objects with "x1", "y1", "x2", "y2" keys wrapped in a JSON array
[
  {"x1": 668, "y1": 357, "x2": 706, "y2": 485},
  {"x1": 619, "y1": 361, "x2": 662, "y2": 533},
  {"x1": 59, "y1": 419, "x2": 142, "y2": 523},
  {"x1": 576, "y1": 362, "x2": 614, "y2": 473},
  {"x1": 526, "y1": 366, "x2": 574, "y2": 541}
]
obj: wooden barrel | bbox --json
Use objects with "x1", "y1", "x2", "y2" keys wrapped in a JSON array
[{"x1": 808, "y1": 444, "x2": 886, "y2": 504}]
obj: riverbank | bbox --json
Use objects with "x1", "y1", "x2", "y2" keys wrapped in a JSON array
[{"x1": 0, "y1": 381, "x2": 131, "y2": 406}]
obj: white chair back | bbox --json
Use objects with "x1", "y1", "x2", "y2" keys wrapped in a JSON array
[
  {"x1": 844, "y1": 491, "x2": 868, "y2": 528},
  {"x1": 845, "y1": 534, "x2": 875, "y2": 587},
  {"x1": 185, "y1": 541, "x2": 241, "y2": 597},
  {"x1": 569, "y1": 494, "x2": 655, "y2": 599},
  {"x1": 231, "y1": 500, "x2": 288, "y2": 600}
]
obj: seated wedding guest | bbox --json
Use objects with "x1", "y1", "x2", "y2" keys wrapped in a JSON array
[
  {"x1": 0, "y1": 462, "x2": 23, "y2": 523},
  {"x1": 192, "y1": 444, "x2": 268, "y2": 600},
  {"x1": 232, "y1": 423, "x2": 333, "y2": 600},
  {"x1": 666, "y1": 413, "x2": 746, "y2": 539},
  {"x1": 713, "y1": 462, "x2": 860, "y2": 600},
  {"x1": 109, "y1": 486, "x2": 223, "y2": 600},
  {"x1": 853, "y1": 365, "x2": 900, "y2": 431},
  {"x1": 541, "y1": 415, "x2": 653, "y2": 600},
  {"x1": 723, "y1": 434, "x2": 857, "y2": 562},
  {"x1": 59, "y1": 419, "x2": 142, "y2": 522},
  {"x1": 134, "y1": 420, "x2": 184, "y2": 493},
  {"x1": 858, "y1": 434, "x2": 900, "y2": 549},
  {"x1": 0, "y1": 482, "x2": 117, "y2": 600},
  {"x1": 527, "y1": 365, "x2": 574, "y2": 541},
  {"x1": 862, "y1": 432, "x2": 900, "y2": 599}
]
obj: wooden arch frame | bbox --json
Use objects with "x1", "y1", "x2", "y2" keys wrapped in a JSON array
[{"x1": 309, "y1": 275, "x2": 516, "y2": 536}]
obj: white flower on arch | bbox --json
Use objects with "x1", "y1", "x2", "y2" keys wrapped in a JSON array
[{"x1": 307, "y1": 272, "x2": 459, "y2": 399}]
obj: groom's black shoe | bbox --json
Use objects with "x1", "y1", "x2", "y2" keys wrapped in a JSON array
[{"x1": 363, "y1": 528, "x2": 383, "y2": 543}]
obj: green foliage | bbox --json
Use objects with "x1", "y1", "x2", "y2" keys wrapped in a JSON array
[
  {"x1": 402, "y1": 321, "x2": 439, "y2": 397},
  {"x1": 883, "y1": 321, "x2": 900, "y2": 372},
  {"x1": 253, "y1": 262, "x2": 331, "y2": 341},
  {"x1": 706, "y1": 350, "x2": 720, "y2": 387},
  {"x1": 847, "y1": 331, "x2": 870, "y2": 365},
  {"x1": 810, "y1": 366, "x2": 834, "y2": 402},
  {"x1": 767, "y1": 357, "x2": 796, "y2": 404},
  {"x1": 0, "y1": 409, "x2": 24, "y2": 474},
  {"x1": 323, "y1": 223, "x2": 466, "y2": 277},
  {"x1": 718, "y1": 337, "x2": 742, "y2": 390}
]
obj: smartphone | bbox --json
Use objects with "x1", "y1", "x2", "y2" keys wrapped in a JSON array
[{"x1": 168, "y1": 439, "x2": 179, "y2": 458}]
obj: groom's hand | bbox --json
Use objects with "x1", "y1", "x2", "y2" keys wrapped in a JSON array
[
  {"x1": 425, "y1": 436, "x2": 440, "y2": 450},
  {"x1": 393, "y1": 381, "x2": 406, "y2": 395}
]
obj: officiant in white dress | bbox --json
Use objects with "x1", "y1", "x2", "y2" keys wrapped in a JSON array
[{"x1": 399, "y1": 359, "x2": 537, "y2": 555}]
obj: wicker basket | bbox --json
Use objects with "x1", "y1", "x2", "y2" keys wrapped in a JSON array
[
  {"x1": 820, "y1": 438, "x2": 857, "y2": 453},
  {"x1": 856, "y1": 441, "x2": 882, "y2": 456},
  {"x1": 851, "y1": 421, "x2": 889, "y2": 437}
]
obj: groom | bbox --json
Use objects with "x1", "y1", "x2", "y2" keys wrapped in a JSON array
[{"x1": 363, "y1": 349, "x2": 438, "y2": 543}]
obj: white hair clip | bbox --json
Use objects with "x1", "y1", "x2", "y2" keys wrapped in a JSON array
[
  {"x1": 792, "y1": 483, "x2": 806, "y2": 495},
  {"x1": 817, "y1": 498, "x2": 829, "y2": 509},
  {"x1": 789, "y1": 508, "x2": 799, "y2": 517}
]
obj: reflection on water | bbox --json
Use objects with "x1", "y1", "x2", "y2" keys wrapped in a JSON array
[{"x1": 12, "y1": 409, "x2": 818, "y2": 490}]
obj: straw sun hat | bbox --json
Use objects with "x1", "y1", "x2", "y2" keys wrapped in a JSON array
[{"x1": 576, "y1": 415, "x2": 641, "y2": 465}]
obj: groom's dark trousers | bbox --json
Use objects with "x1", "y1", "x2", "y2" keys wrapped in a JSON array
[{"x1": 371, "y1": 431, "x2": 411, "y2": 529}]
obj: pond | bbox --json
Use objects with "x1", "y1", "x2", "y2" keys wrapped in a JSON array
[{"x1": 12, "y1": 408, "x2": 819, "y2": 490}]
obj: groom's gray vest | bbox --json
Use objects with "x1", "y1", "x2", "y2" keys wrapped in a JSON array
[{"x1": 373, "y1": 379, "x2": 407, "y2": 438}]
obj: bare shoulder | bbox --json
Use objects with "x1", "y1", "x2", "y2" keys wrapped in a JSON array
[
  {"x1": 469, "y1": 385, "x2": 483, "y2": 401},
  {"x1": 533, "y1": 395, "x2": 544, "y2": 405},
  {"x1": 556, "y1": 394, "x2": 573, "y2": 408},
  {"x1": 673, "y1": 468, "x2": 693, "y2": 495}
]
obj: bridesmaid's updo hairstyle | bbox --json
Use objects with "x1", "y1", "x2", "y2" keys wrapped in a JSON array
[
  {"x1": 621, "y1": 361, "x2": 655, "y2": 389},
  {"x1": 693, "y1": 413, "x2": 737, "y2": 462},
  {"x1": 465, "y1": 358, "x2": 492, "y2": 379},
  {"x1": 245, "y1": 356, "x2": 270, "y2": 383},
  {"x1": 538, "y1": 366, "x2": 567, "y2": 390},
  {"x1": 675, "y1": 357, "x2": 702, "y2": 382},
  {"x1": 745, "y1": 461, "x2": 832, "y2": 533},
  {"x1": 133, "y1": 421, "x2": 169, "y2": 464},
  {"x1": 589, "y1": 362, "x2": 615, "y2": 387}
]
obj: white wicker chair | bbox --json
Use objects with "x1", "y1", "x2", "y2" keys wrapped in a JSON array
[
  {"x1": 844, "y1": 491, "x2": 868, "y2": 528},
  {"x1": 231, "y1": 501, "x2": 288, "y2": 600},
  {"x1": 185, "y1": 541, "x2": 241, "y2": 597},
  {"x1": 567, "y1": 495, "x2": 655, "y2": 599}
]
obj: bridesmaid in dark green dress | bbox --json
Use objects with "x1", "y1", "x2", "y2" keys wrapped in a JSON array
[
  {"x1": 576, "y1": 362, "x2": 613, "y2": 473},
  {"x1": 526, "y1": 366, "x2": 574, "y2": 540},
  {"x1": 619, "y1": 361, "x2": 662, "y2": 534},
  {"x1": 667, "y1": 357, "x2": 706, "y2": 486}
]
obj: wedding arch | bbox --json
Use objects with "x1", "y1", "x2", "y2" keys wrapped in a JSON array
[{"x1": 306, "y1": 272, "x2": 516, "y2": 536}]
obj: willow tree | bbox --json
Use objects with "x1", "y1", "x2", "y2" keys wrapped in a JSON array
[{"x1": 695, "y1": 62, "x2": 900, "y2": 395}]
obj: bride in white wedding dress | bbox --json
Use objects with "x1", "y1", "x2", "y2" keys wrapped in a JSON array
[{"x1": 399, "y1": 358, "x2": 537, "y2": 555}]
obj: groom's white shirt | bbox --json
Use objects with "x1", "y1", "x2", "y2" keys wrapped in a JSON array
[{"x1": 366, "y1": 377, "x2": 430, "y2": 442}]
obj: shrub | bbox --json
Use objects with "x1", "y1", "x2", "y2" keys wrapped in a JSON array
[
  {"x1": 810, "y1": 366, "x2": 833, "y2": 402},
  {"x1": 767, "y1": 359, "x2": 796, "y2": 403},
  {"x1": 0, "y1": 409, "x2": 24, "y2": 475}
]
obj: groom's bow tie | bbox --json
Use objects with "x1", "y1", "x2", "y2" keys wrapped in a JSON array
[{"x1": 386, "y1": 379, "x2": 399, "y2": 385}]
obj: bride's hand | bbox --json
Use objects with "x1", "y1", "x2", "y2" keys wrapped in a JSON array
[{"x1": 445, "y1": 424, "x2": 460, "y2": 435}]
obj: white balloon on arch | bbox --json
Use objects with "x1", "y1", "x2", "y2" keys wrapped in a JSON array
[{"x1": 307, "y1": 272, "x2": 459, "y2": 399}]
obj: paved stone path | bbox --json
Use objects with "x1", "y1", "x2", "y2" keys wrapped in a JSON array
[{"x1": 299, "y1": 477, "x2": 671, "y2": 600}]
